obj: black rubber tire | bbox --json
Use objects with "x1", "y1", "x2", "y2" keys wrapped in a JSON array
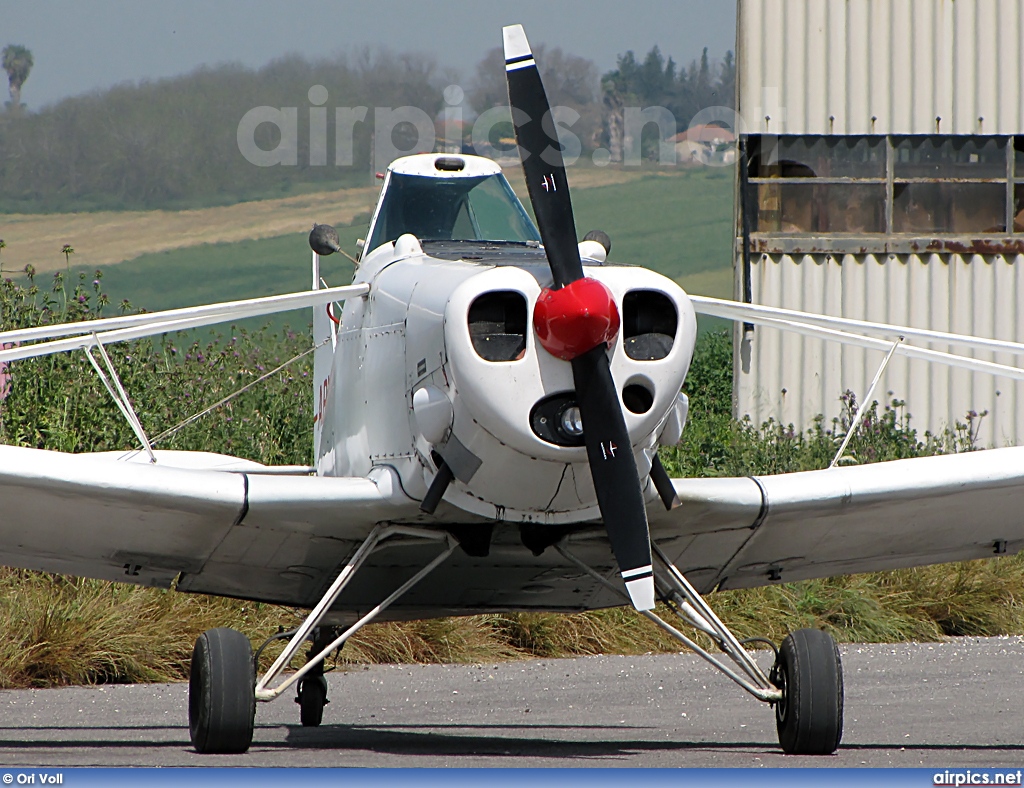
[
  {"x1": 773, "y1": 628, "x2": 844, "y2": 755},
  {"x1": 189, "y1": 628, "x2": 256, "y2": 754},
  {"x1": 299, "y1": 677, "x2": 327, "y2": 727}
]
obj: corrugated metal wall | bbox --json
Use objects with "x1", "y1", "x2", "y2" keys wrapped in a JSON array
[
  {"x1": 735, "y1": 0, "x2": 1024, "y2": 446},
  {"x1": 737, "y1": 255, "x2": 1024, "y2": 446},
  {"x1": 738, "y1": 0, "x2": 1024, "y2": 135}
]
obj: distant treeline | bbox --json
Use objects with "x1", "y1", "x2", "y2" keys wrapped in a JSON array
[{"x1": 0, "y1": 45, "x2": 734, "y2": 213}]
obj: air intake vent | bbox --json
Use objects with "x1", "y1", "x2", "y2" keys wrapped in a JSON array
[
  {"x1": 622, "y1": 290, "x2": 677, "y2": 360},
  {"x1": 468, "y1": 291, "x2": 527, "y2": 361}
]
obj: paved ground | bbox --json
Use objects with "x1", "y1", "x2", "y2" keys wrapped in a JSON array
[{"x1": 0, "y1": 636, "x2": 1021, "y2": 767}]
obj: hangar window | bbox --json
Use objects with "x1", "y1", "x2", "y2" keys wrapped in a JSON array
[
  {"x1": 891, "y1": 137, "x2": 1007, "y2": 233},
  {"x1": 750, "y1": 135, "x2": 885, "y2": 179},
  {"x1": 893, "y1": 136, "x2": 1005, "y2": 179},
  {"x1": 468, "y1": 291, "x2": 527, "y2": 362},
  {"x1": 754, "y1": 182, "x2": 885, "y2": 233},
  {"x1": 747, "y1": 135, "x2": 885, "y2": 234},
  {"x1": 744, "y1": 134, "x2": 1019, "y2": 240},
  {"x1": 1014, "y1": 138, "x2": 1024, "y2": 232},
  {"x1": 892, "y1": 182, "x2": 1006, "y2": 233}
]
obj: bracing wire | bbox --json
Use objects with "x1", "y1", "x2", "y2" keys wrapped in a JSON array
[{"x1": 146, "y1": 339, "x2": 326, "y2": 449}]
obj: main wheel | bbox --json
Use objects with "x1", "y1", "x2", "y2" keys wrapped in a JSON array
[
  {"x1": 298, "y1": 676, "x2": 328, "y2": 727},
  {"x1": 189, "y1": 628, "x2": 256, "y2": 754},
  {"x1": 773, "y1": 628, "x2": 844, "y2": 755}
]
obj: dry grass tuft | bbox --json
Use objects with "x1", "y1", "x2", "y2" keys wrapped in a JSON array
[{"x1": 4, "y1": 555, "x2": 1023, "y2": 689}]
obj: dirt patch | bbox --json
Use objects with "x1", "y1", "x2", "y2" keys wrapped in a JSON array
[{"x1": 1, "y1": 187, "x2": 382, "y2": 275}]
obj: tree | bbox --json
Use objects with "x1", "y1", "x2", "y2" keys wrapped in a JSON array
[
  {"x1": 469, "y1": 45, "x2": 598, "y2": 113},
  {"x1": 2, "y1": 44, "x2": 34, "y2": 114},
  {"x1": 717, "y1": 50, "x2": 736, "y2": 107},
  {"x1": 600, "y1": 44, "x2": 738, "y2": 159},
  {"x1": 468, "y1": 45, "x2": 601, "y2": 152}
]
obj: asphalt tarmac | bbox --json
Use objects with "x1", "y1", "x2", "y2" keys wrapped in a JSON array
[{"x1": 0, "y1": 636, "x2": 1021, "y2": 767}]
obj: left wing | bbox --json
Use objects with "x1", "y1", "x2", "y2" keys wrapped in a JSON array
[{"x1": 648, "y1": 446, "x2": 1024, "y2": 593}]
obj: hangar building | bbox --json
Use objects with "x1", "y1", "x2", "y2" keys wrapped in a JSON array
[{"x1": 733, "y1": 0, "x2": 1024, "y2": 446}]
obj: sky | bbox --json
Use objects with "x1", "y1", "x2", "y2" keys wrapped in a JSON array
[{"x1": 1, "y1": 0, "x2": 737, "y2": 111}]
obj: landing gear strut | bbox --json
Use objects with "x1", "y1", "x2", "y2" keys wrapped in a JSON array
[
  {"x1": 557, "y1": 538, "x2": 844, "y2": 755},
  {"x1": 188, "y1": 525, "x2": 456, "y2": 754},
  {"x1": 296, "y1": 628, "x2": 335, "y2": 727}
]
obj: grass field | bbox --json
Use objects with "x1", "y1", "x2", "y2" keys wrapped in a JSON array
[
  {"x1": 0, "y1": 164, "x2": 684, "y2": 277},
  {"x1": 0, "y1": 185, "x2": 381, "y2": 276},
  {"x1": 573, "y1": 168, "x2": 735, "y2": 282},
  {"x1": 45, "y1": 165, "x2": 736, "y2": 320},
  {"x1": 84, "y1": 229, "x2": 364, "y2": 313}
]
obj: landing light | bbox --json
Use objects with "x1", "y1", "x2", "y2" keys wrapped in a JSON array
[{"x1": 560, "y1": 406, "x2": 584, "y2": 437}]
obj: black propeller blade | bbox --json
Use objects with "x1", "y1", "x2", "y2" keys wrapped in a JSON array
[
  {"x1": 503, "y1": 25, "x2": 583, "y2": 289},
  {"x1": 503, "y1": 24, "x2": 655, "y2": 611}
]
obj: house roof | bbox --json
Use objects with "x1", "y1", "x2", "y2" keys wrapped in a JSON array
[{"x1": 672, "y1": 124, "x2": 736, "y2": 144}]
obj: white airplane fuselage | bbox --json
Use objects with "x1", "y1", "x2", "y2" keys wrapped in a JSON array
[{"x1": 314, "y1": 155, "x2": 696, "y2": 525}]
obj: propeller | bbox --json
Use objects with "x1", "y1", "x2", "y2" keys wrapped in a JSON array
[{"x1": 503, "y1": 24, "x2": 655, "y2": 611}]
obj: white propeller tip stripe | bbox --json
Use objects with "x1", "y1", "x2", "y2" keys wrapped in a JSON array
[
  {"x1": 506, "y1": 58, "x2": 536, "y2": 72},
  {"x1": 621, "y1": 564, "x2": 653, "y2": 580},
  {"x1": 624, "y1": 574, "x2": 655, "y2": 611},
  {"x1": 502, "y1": 24, "x2": 532, "y2": 62}
]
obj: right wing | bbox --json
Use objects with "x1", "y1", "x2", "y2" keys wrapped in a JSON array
[{"x1": 0, "y1": 445, "x2": 407, "y2": 606}]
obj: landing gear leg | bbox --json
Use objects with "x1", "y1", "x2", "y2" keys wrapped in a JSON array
[
  {"x1": 254, "y1": 525, "x2": 456, "y2": 705},
  {"x1": 772, "y1": 628, "x2": 844, "y2": 754},
  {"x1": 189, "y1": 628, "x2": 256, "y2": 754},
  {"x1": 296, "y1": 628, "x2": 334, "y2": 727},
  {"x1": 556, "y1": 538, "x2": 844, "y2": 755}
]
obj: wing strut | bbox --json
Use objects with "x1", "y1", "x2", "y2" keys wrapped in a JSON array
[
  {"x1": 830, "y1": 336, "x2": 903, "y2": 468},
  {"x1": 83, "y1": 336, "x2": 157, "y2": 463}
]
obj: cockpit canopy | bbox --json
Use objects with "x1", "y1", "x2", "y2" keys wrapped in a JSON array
[{"x1": 365, "y1": 154, "x2": 541, "y2": 254}]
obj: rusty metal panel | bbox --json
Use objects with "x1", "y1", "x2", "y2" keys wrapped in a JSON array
[
  {"x1": 738, "y1": 0, "x2": 1024, "y2": 135},
  {"x1": 735, "y1": 253, "x2": 1024, "y2": 447}
]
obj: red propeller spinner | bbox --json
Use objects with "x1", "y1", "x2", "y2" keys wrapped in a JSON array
[{"x1": 533, "y1": 278, "x2": 620, "y2": 361}]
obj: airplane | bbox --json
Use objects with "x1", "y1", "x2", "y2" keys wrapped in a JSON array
[{"x1": 2, "y1": 23, "x2": 1024, "y2": 757}]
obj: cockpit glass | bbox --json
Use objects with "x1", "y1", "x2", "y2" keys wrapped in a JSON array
[{"x1": 366, "y1": 173, "x2": 541, "y2": 252}]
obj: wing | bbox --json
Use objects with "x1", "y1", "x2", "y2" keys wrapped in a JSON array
[
  {"x1": 0, "y1": 445, "x2": 405, "y2": 607},
  {"x1": 648, "y1": 446, "x2": 1024, "y2": 593},
  {"x1": 0, "y1": 444, "x2": 630, "y2": 618}
]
